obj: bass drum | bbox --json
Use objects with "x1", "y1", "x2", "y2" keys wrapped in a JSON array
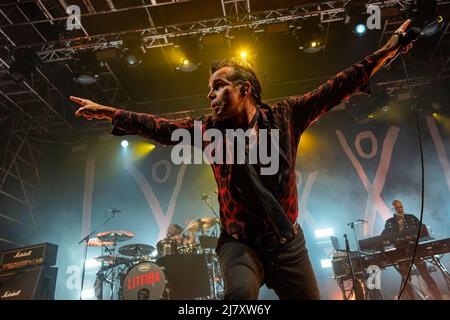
[{"x1": 121, "y1": 262, "x2": 166, "y2": 300}]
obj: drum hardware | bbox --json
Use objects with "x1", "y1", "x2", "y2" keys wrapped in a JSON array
[
  {"x1": 85, "y1": 238, "x2": 115, "y2": 247},
  {"x1": 201, "y1": 193, "x2": 220, "y2": 221},
  {"x1": 96, "y1": 230, "x2": 135, "y2": 243},
  {"x1": 84, "y1": 205, "x2": 226, "y2": 299},
  {"x1": 90, "y1": 230, "x2": 135, "y2": 300},
  {"x1": 78, "y1": 209, "x2": 126, "y2": 300},
  {"x1": 156, "y1": 238, "x2": 179, "y2": 258},
  {"x1": 118, "y1": 244, "x2": 155, "y2": 257},
  {"x1": 183, "y1": 217, "x2": 220, "y2": 234}
]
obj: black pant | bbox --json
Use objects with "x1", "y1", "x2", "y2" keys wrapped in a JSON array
[
  {"x1": 398, "y1": 260, "x2": 442, "y2": 300},
  {"x1": 217, "y1": 228, "x2": 320, "y2": 300}
]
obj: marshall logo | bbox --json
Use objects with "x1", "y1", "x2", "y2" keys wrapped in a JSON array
[
  {"x1": 1, "y1": 290, "x2": 22, "y2": 298},
  {"x1": 13, "y1": 250, "x2": 32, "y2": 259}
]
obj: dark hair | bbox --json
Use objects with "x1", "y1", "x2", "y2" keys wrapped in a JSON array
[
  {"x1": 210, "y1": 58, "x2": 262, "y2": 105},
  {"x1": 167, "y1": 223, "x2": 183, "y2": 236}
]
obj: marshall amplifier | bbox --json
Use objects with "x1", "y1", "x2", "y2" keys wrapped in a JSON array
[
  {"x1": 0, "y1": 266, "x2": 58, "y2": 300},
  {"x1": 0, "y1": 243, "x2": 58, "y2": 271}
]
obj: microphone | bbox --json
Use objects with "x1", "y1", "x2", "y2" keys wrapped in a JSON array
[
  {"x1": 109, "y1": 208, "x2": 121, "y2": 214},
  {"x1": 384, "y1": 27, "x2": 421, "y2": 69},
  {"x1": 384, "y1": 18, "x2": 444, "y2": 69}
]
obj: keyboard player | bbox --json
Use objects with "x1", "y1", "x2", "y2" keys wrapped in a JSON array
[{"x1": 381, "y1": 199, "x2": 442, "y2": 300}]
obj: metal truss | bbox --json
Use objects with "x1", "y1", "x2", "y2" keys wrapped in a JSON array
[
  {"x1": 6, "y1": 0, "x2": 450, "y2": 64},
  {"x1": 0, "y1": 112, "x2": 44, "y2": 244}
]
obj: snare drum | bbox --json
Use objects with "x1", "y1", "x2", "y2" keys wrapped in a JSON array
[
  {"x1": 156, "y1": 238, "x2": 178, "y2": 256},
  {"x1": 121, "y1": 262, "x2": 166, "y2": 300}
]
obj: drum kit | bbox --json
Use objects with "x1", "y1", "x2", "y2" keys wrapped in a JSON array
[{"x1": 86, "y1": 216, "x2": 222, "y2": 300}]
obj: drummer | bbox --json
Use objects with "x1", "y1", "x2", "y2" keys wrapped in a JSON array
[{"x1": 166, "y1": 223, "x2": 195, "y2": 246}]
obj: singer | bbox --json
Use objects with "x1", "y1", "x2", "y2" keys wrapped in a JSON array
[{"x1": 71, "y1": 20, "x2": 414, "y2": 300}]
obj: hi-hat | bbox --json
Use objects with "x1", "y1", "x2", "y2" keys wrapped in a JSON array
[{"x1": 118, "y1": 244, "x2": 155, "y2": 257}]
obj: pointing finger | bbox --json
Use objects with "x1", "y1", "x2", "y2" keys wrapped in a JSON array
[
  {"x1": 70, "y1": 96, "x2": 89, "y2": 106},
  {"x1": 397, "y1": 19, "x2": 411, "y2": 33}
]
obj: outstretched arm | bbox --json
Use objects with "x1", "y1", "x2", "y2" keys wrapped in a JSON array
[
  {"x1": 289, "y1": 19, "x2": 412, "y2": 132},
  {"x1": 71, "y1": 96, "x2": 198, "y2": 145}
]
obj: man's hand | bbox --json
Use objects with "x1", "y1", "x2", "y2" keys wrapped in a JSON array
[
  {"x1": 370, "y1": 19, "x2": 414, "y2": 77},
  {"x1": 381, "y1": 19, "x2": 413, "y2": 59},
  {"x1": 70, "y1": 96, "x2": 117, "y2": 121}
]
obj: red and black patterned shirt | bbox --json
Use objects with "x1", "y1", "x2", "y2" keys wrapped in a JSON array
[{"x1": 111, "y1": 52, "x2": 381, "y2": 237}]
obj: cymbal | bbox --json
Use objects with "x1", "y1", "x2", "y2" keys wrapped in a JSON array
[
  {"x1": 118, "y1": 244, "x2": 155, "y2": 257},
  {"x1": 86, "y1": 238, "x2": 115, "y2": 247},
  {"x1": 96, "y1": 230, "x2": 134, "y2": 243},
  {"x1": 185, "y1": 217, "x2": 219, "y2": 232},
  {"x1": 94, "y1": 255, "x2": 129, "y2": 266}
]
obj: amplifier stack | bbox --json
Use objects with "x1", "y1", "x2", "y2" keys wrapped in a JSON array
[{"x1": 0, "y1": 243, "x2": 58, "y2": 300}]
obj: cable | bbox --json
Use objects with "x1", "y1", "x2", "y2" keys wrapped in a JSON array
[{"x1": 397, "y1": 55, "x2": 425, "y2": 300}]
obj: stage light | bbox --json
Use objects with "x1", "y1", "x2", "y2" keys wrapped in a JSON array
[
  {"x1": 9, "y1": 48, "x2": 40, "y2": 82},
  {"x1": 315, "y1": 228, "x2": 334, "y2": 238},
  {"x1": 345, "y1": 1, "x2": 368, "y2": 36},
  {"x1": 410, "y1": 0, "x2": 444, "y2": 37},
  {"x1": 85, "y1": 259, "x2": 101, "y2": 268},
  {"x1": 368, "y1": 114, "x2": 375, "y2": 119},
  {"x1": 355, "y1": 23, "x2": 367, "y2": 35},
  {"x1": 294, "y1": 20, "x2": 326, "y2": 53},
  {"x1": 321, "y1": 259, "x2": 332, "y2": 269},
  {"x1": 121, "y1": 140, "x2": 129, "y2": 148},
  {"x1": 121, "y1": 34, "x2": 145, "y2": 68},
  {"x1": 123, "y1": 48, "x2": 143, "y2": 68},
  {"x1": 240, "y1": 51, "x2": 248, "y2": 60},
  {"x1": 432, "y1": 112, "x2": 438, "y2": 119},
  {"x1": 176, "y1": 58, "x2": 200, "y2": 72},
  {"x1": 81, "y1": 289, "x2": 95, "y2": 299},
  {"x1": 73, "y1": 51, "x2": 100, "y2": 85},
  {"x1": 381, "y1": 106, "x2": 392, "y2": 114}
]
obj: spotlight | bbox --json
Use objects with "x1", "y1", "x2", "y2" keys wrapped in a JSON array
[
  {"x1": 432, "y1": 112, "x2": 438, "y2": 119},
  {"x1": 174, "y1": 36, "x2": 202, "y2": 72},
  {"x1": 240, "y1": 50, "x2": 248, "y2": 60},
  {"x1": 368, "y1": 114, "x2": 375, "y2": 119},
  {"x1": 81, "y1": 289, "x2": 95, "y2": 300},
  {"x1": 314, "y1": 228, "x2": 334, "y2": 238},
  {"x1": 409, "y1": 0, "x2": 444, "y2": 36},
  {"x1": 73, "y1": 51, "x2": 100, "y2": 85},
  {"x1": 123, "y1": 48, "x2": 143, "y2": 67},
  {"x1": 345, "y1": 1, "x2": 368, "y2": 36},
  {"x1": 85, "y1": 259, "x2": 101, "y2": 268},
  {"x1": 294, "y1": 20, "x2": 326, "y2": 53},
  {"x1": 381, "y1": 105, "x2": 392, "y2": 114},
  {"x1": 121, "y1": 34, "x2": 145, "y2": 68},
  {"x1": 121, "y1": 140, "x2": 129, "y2": 148},
  {"x1": 9, "y1": 48, "x2": 40, "y2": 82},
  {"x1": 320, "y1": 259, "x2": 332, "y2": 269},
  {"x1": 176, "y1": 58, "x2": 200, "y2": 72},
  {"x1": 355, "y1": 23, "x2": 367, "y2": 35}
]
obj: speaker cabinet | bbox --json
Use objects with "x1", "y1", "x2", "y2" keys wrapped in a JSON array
[{"x1": 0, "y1": 266, "x2": 58, "y2": 300}]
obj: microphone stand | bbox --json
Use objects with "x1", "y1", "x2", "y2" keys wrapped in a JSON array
[
  {"x1": 348, "y1": 221, "x2": 362, "y2": 252},
  {"x1": 343, "y1": 234, "x2": 364, "y2": 300},
  {"x1": 78, "y1": 210, "x2": 118, "y2": 300},
  {"x1": 202, "y1": 194, "x2": 220, "y2": 219}
]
